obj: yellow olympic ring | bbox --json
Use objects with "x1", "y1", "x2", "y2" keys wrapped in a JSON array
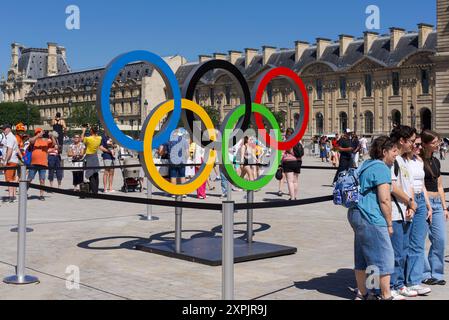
[{"x1": 141, "y1": 99, "x2": 217, "y2": 195}]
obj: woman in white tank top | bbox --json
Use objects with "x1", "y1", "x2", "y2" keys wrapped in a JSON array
[{"x1": 405, "y1": 135, "x2": 433, "y2": 294}]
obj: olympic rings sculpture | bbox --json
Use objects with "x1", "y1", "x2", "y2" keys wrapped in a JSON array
[{"x1": 96, "y1": 50, "x2": 310, "y2": 195}]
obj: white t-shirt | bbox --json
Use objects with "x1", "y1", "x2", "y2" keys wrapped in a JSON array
[
  {"x1": 408, "y1": 157, "x2": 425, "y2": 194},
  {"x1": 4, "y1": 132, "x2": 19, "y2": 164},
  {"x1": 0, "y1": 133, "x2": 6, "y2": 158},
  {"x1": 391, "y1": 155, "x2": 414, "y2": 221},
  {"x1": 360, "y1": 137, "x2": 368, "y2": 149}
]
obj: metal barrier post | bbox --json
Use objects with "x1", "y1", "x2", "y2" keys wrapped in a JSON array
[
  {"x1": 4, "y1": 165, "x2": 39, "y2": 285},
  {"x1": 227, "y1": 180, "x2": 232, "y2": 202},
  {"x1": 222, "y1": 201, "x2": 234, "y2": 300},
  {"x1": 140, "y1": 178, "x2": 158, "y2": 221},
  {"x1": 246, "y1": 190, "x2": 254, "y2": 244},
  {"x1": 175, "y1": 195, "x2": 183, "y2": 253}
]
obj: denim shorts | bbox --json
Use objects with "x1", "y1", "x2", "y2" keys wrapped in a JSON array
[
  {"x1": 348, "y1": 208, "x2": 394, "y2": 275},
  {"x1": 28, "y1": 166, "x2": 47, "y2": 181},
  {"x1": 169, "y1": 166, "x2": 186, "y2": 179}
]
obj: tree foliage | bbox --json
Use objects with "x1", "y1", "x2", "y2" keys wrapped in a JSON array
[
  {"x1": 202, "y1": 106, "x2": 221, "y2": 127},
  {"x1": 0, "y1": 102, "x2": 41, "y2": 127},
  {"x1": 270, "y1": 110, "x2": 287, "y2": 132},
  {"x1": 67, "y1": 104, "x2": 99, "y2": 129}
]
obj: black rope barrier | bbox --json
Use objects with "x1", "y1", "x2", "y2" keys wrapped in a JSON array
[
  {"x1": 0, "y1": 167, "x2": 447, "y2": 210},
  {"x1": 301, "y1": 165, "x2": 338, "y2": 171},
  {"x1": 234, "y1": 195, "x2": 334, "y2": 210},
  {"x1": 0, "y1": 181, "x2": 222, "y2": 210}
]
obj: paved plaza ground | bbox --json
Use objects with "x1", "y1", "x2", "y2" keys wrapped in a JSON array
[{"x1": 0, "y1": 155, "x2": 448, "y2": 300}]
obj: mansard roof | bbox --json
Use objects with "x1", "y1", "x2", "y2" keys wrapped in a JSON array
[
  {"x1": 175, "y1": 30, "x2": 437, "y2": 85},
  {"x1": 18, "y1": 48, "x2": 70, "y2": 80},
  {"x1": 30, "y1": 62, "x2": 154, "y2": 94}
]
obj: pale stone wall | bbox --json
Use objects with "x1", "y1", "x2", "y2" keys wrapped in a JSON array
[{"x1": 434, "y1": 0, "x2": 449, "y2": 136}]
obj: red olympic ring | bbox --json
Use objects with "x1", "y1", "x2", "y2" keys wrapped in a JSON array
[{"x1": 254, "y1": 67, "x2": 310, "y2": 151}]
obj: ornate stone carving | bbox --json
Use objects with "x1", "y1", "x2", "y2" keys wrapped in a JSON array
[
  {"x1": 347, "y1": 81, "x2": 362, "y2": 91},
  {"x1": 323, "y1": 81, "x2": 337, "y2": 92},
  {"x1": 302, "y1": 63, "x2": 333, "y2": 76},
  {"x1": 400, "y1": 78, "x2": 418, "y2": 87},
  {"x1": 373, "y1": 79, "x2": 390, "y2": 89},
  {"x1": 350, "y1": 59, "x2": 383, "y2": 72},
  {"x1": 401, "y1": 52, "x2": 434, "y2": 67}
]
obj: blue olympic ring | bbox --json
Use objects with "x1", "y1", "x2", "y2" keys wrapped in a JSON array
[{"x1": 97, "y1": 50, "x2": 182, "y2": 151}]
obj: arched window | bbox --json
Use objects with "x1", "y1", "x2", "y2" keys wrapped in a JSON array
[
  {"x1": 339, "y1": 112, "x2": 348, "y2": 133},
  {"x1": 392, "y1": 109, "x2": 401, "y2": 127},
  {"x1": 316, "y1": 112, "x2": 324, "y2": 135},
  {"x1": 420, "y1": 108, "x2": 432, "y2": 130},
  {"x1": 364, "y1": 111, "x2": 374, "y2": 134}
]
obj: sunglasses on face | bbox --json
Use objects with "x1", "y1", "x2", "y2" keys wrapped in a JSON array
[{"x1": 414, "y1": 143, "x2": 422, "y2": 148}]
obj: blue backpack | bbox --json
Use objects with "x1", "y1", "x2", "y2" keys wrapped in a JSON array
[
  {"x1": 23, "y1": 150, "x2": 32, "y2": 166},
  {"x1": 333, "y1": 161, "x2": 380, "y2": 208}
]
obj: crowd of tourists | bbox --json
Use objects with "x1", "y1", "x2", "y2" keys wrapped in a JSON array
[
  {"x1": 346, "y1": 126, "x2": 448, "y2": 300},
  {"x1": 153, "y1": 127, "x2": 304, "y2": 201},
  {"x1": 0, "y1": 113, "x2": 127, "y2": 201}
]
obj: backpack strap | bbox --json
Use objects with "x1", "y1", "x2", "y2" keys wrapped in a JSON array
[{"x1": 394, "y1": 159, "x2": 400, "y2": 177}]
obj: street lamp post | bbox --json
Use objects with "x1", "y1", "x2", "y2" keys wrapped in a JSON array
[
  {"x1": 353, "y1": 102, "x2": 357, "y2": 134},
  {"x1": 288, "y1": 101, "x2": 293, "y2": 129},
  {"x1": 410, "y1": 104, "x2": 416, "y2": 129}
]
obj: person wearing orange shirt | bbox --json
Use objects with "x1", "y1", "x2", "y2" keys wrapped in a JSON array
[{"x1": 27, "y1": 128, "x2": 57, "y2": 201}]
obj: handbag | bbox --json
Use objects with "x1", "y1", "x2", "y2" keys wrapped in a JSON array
[{"x1": 275, "y1": 167, "x2": 284, "y2": 181}]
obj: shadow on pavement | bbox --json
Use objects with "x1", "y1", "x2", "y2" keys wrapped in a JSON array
[
  {"x1": 294, "y1": 268, "x2": 356, "y2": 300},
  {"x1": 77, "y1": 222, "x2": 272, "y2": 250}
]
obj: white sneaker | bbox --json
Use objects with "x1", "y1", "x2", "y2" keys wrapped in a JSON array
[
  {"x1": 391, "y1": 290, "x2": 407, "y2": 300},
  {"x1": 408, "y1": 285, "x2": 431, "y2": 296},
  {"x1": 398, "y1": 286, "x2": 418, "y2": 297}
]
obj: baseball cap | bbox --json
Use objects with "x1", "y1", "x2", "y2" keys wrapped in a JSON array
[
  {"x1": 16, "y1": 123, "x2": 26, "y2": 132},
  {"x1": 1, "y1": 124, "x2": 12, "y2": 130},
  {"x1": 34, "y1": 128, "x2": 43, "y2": 135}
]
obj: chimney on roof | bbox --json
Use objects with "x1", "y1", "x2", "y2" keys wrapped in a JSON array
[
  {"x1": 58, "y1": 46, "x2": 67, "y2": 60},
  {"x1": 213, "y1": 52, "x2": 227, "y2": 60},
  {"x1": 339, "y1": 35, "x2": 354, "y2": 57},
  {"x1": 295, "y1": 41, "x2": 309, "y2": 63},
  {"x1": 47, "y1": 42, "x2": 58, "y2": 76},
  {"x1": 199, "y1": 55, "x2": 212, "y2": 63},
  {"x1": 390, "y1": 27, "x2": 405, "y2": 51},
  {"x1": 245, "y1": 48, "x2": 258, "y2": 68},
  {"x1": 262, "y1": 46, "x2": 276, "y2": 65},
  {"x1": 364, "y1": 31, "x2": 379, "y2": 55},
  {"x1": 10, "y1": 43, "x2": 21, "y2": 74},
  {"x1": 228, "y1": 50, "x2": 242, "y2": 65},
  {"x1": 316, "y1": 38, "x2": 331, "y2": 60},
  {"x1": 418, "y1": 23, "x2": 434, "y2": 49}
]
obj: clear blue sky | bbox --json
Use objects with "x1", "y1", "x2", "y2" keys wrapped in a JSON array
[{"x1": 0, "y1": 0, "x2": 436, "y2": 77}]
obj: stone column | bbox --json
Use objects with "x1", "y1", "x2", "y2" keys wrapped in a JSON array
[
  {"x1": 402, "y1": 85, "x2": 409, "y2": 126},
  {"x1": 374, "y1": 86, "x2": 380, "y2": 134},
  {"x1": 323, "y1": 91, "x2": 329, "y2": 133},
  {"x1": 382, "y1": 86, "x2": 389, "y2": 133}
]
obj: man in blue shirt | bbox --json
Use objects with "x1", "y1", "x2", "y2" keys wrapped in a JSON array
[{"x1": 167, "y1": 129, "x2": 190, "y2": 194}]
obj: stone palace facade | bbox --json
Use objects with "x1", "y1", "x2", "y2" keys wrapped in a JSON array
[{"x1": 1, "y1": 0, "x2": 448, "y2": 138}]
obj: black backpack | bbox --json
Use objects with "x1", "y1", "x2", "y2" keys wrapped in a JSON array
[{"x1": 293, "y1": 143, "x2": 304, "y2": 159}]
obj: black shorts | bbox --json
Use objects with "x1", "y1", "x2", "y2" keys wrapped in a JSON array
[{"x1": 282, "y1": 160, "x2": 302, "y2": 174}]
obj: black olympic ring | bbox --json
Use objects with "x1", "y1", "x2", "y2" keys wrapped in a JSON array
[{"x1": 181, "y1": 59, "x2": 253, "y2": 147}]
